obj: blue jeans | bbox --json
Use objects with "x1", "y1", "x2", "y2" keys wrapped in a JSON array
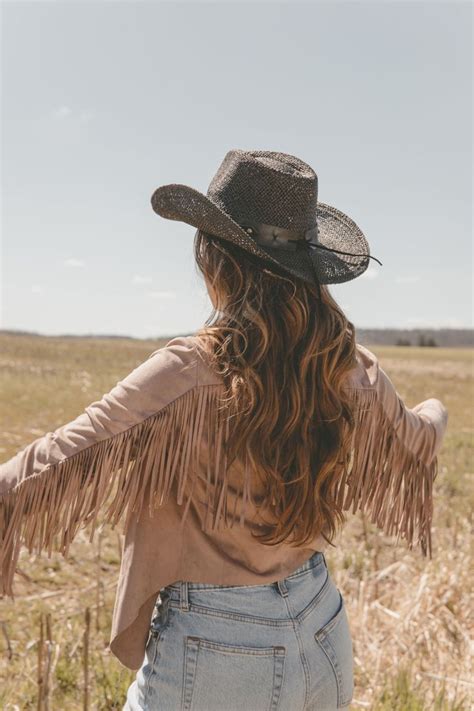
[{"x1": 123, "y1": 551, "x2": 354, "y2": 710}]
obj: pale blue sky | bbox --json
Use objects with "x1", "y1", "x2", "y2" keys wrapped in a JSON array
[{"x1": 1, "y1": 0, "x2": 472, "y2": 338}]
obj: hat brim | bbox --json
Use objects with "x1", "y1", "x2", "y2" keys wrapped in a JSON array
[{"x1": 151, "y1": 184, "x2": 371, "y2": 286}]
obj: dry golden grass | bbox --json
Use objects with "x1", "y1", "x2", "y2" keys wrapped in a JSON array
[{"x1": 0, "y1": 334, "x2": 472, "y2": 710}]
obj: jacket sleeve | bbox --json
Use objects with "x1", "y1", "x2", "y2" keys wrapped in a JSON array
[
  {"x1": 0, "y1": 336, "x2": 200, "y2": 596},
  {"x1": 338, "y1": 345, "x2": 449, "y2": 558}
]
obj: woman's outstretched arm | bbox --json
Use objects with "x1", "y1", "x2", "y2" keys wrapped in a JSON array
[{"x1": 338, "y1": 345, "x2": 449, "y2": 558}]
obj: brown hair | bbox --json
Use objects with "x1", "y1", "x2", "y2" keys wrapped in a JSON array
[{"x1": 193, "y1": 229, "x2": 359, "y2": 549}]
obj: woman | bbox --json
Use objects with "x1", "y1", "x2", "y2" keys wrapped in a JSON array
[{"x1": 0, "y1": 150, "x2": 448, "y2": 710}]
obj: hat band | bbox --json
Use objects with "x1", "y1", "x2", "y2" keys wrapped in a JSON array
[
  {"x1": 242, "y1": 222, "x2": 319, "y2": 252},
  {"x1": 242, "y1": 222, "x2": 383, "y2": 265}
]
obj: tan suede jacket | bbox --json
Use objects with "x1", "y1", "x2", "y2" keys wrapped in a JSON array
[{"x1": 0, "y1": 335, "x2": 448, "y2": 670}]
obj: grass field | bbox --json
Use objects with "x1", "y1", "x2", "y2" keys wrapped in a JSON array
[{"x1": 0, "y1": 334, "x2": 472, "y2": 710}]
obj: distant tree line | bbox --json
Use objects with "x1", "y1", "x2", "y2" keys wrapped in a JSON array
[
  {"x1": 395, "y1": 334, "x2": 439, "y2": 347},
  {"x1": 1, "y1": 328, "x2": 472, "y2": 347},
  {"x1": 356, "y1": 328, "x2": 472, "y2": 348}
]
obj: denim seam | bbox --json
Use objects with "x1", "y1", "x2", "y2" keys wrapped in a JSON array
[
  {"x1": 328, "y1": 635, "x2": 350, "y2": 708},
  {"x1": 270, "y1": 649, "x2": 286, "y2": 711},
  {"x1": 180, "y1": 581, "x2": 190, "y2": 611},
  {"x1": 314, "y1": 591, "x2": 344, "y2": 639},
  {"x1": 167, "y1": 570, "x2": 331, "y2": 626},
  {"x1": 281, "y1": 590, "x2": 311, "y2": 710},
  {"x1": 313, "y1": 591, "x2": 352, "y2": 708},
  {"x1": 182, "y1": 637, "x2": 199, "y2": 711},
  {"x1": 167, "y1": 555, "x2": 325, "y2": 593},
  {"x1": 186, "y1": 637, "x2": 285, "y2": 656},
  {"x1": 281, "y1": 558, "x2": 325, "y2": 582},
  {"x1": 314, "y1": 635, "x2": 346, "y2": 708},
  {"x1": 297, "y1": 571, "x2": 331, "y2": 624},
  {"x1": 143, "y1": 633, "x2": 160, "y2": 709},
  {"x1": 168, "y1": 603, "x2": 295, "y2": 626},
  {"x1": 143, "y1": 602, "x2": 173, "y2": 708},
  {"x1": 181, "y1": 639, "x2": 187, "y2": 711}
]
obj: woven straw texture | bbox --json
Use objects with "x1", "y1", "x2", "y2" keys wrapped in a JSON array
[{"x1": 151, "y1": 149, "x2": 377, "y2": 286}]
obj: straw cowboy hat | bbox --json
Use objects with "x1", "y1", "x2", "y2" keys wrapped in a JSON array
[{"x1": 150, "y1": 149, "x2": 382, "y2": 289}]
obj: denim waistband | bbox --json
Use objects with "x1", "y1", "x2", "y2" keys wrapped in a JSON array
[
  {"x1": 152, "y1": 550, "x2": 331, "y2": 636},
  {"x1": 167, "y1": 550, "x2": 327, "y2": 593},
  {"x1": 286, "y1": 550, "x2": 327, "y2": 579}
]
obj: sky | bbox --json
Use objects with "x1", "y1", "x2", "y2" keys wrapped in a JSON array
[{"x1": 1, "y1": 0, "x2": 472, "y2": 339}]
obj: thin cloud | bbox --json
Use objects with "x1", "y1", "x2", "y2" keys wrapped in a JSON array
[
  {"x1": 64, "y1": 258, "x2": 86, "y2": 268},
  {"x1": 52, "y1": 106, "x2": 95, "y2": 122},
  {"x1": 52, "y1": 105, "x2": 73, "y2": 119},
  {"x1": 148, "y1": 290, "x2": 176, "y2": 299},
  {"x1": 31, "y1": 285, "x2": 44, "y2": 294},
  {"x1": 78, "y1": 109, "x2": 95, "y2": 122},
  {"x1": 132, "y1": 275, "x2": 153, "y2": 285}
]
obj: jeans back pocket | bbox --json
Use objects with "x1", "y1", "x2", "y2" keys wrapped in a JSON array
[
  {"x1": 314, "y1": 590, "x2": 354, "y2": 708},
  {"x1": 182, "y1": 636, "x2": 286, "y2": 711}
]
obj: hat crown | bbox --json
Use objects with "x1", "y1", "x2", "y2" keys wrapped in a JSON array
[
  {"x1": 150, "y1": 147, "x2": 375, "y2": 287},
  {"x1": 206, "y1": 150, "x2": 319, "y2": 231}
]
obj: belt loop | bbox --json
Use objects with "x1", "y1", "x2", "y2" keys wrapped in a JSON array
[
  {"x1": 180, "y1": 581, "x2": 190, "y2": 611},
  {"x1": 276, "y1": 578, "x2": 289, "y2": 597}
]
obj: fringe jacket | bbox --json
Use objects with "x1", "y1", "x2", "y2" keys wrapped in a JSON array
[{"x1": 0, "y1": 335, "x2": 448, "y2": 670}]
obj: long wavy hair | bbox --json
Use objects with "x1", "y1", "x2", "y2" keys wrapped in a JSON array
[{"x1": 193, "y1": 229, "x2": 359, "y2": 549}]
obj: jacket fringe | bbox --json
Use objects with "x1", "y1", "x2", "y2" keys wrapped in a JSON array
[
  {"x1": 0, "y1": 383, "x2": 437, "y2": 595},
  {"x1": 336, "y1": 387, "x2": 438, "y2": 559}
]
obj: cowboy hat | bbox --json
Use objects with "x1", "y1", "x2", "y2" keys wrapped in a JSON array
[{"x1": 150, "y1": 149, "x2": 382, "y2": 287}]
